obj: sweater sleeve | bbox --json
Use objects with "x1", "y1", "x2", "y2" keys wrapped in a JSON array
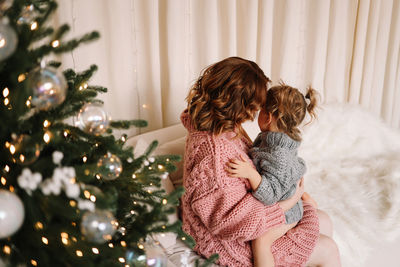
[{"x1": 189, "y1": 156, "x2": 286, "y2": 243}]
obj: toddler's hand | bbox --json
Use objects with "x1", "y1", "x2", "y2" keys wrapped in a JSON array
[
  {"x1": 225, "y1": 155, "x2": 255, "y2": 179},
  {"x1": 302, "y1": 192, "x2": 318, "y2": 208}
]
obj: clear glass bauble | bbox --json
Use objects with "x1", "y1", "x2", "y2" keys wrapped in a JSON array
[
  {"x1": 9, "y1": 134, "x2": 40, "y2": 165},
  {"x1": 0, "y1": 189, "x2": 25, "y2": 239},
  {"x1": 97, "y1": 153, "x2": 123, "y2": 181},
  {"x1": 0, "y1": 21, "x2": 17, "y2": 61},
  {"x1": 80, "y1": 209, "x2": 117, "y2": 244},
  {"x1": 27, "y1": 66, "x2": 67, "y2": 111},
  {"x1": 75, "y1": 103, "x2": 109, "y2": 135}
]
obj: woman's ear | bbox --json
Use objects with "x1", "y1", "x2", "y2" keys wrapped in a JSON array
[{"x1": 266, "y1": 112, "x2": 273, "y2": 124}]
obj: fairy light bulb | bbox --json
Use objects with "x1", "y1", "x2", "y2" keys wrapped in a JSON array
[
  {"x1": 3, "y1": 98, "x2": 9, "y2": 106},
  {"x1": 3, "y1": 245, "x2": 11, "y2": 255},
  {"x1": 43, "y1": 120, "x2": 50, "y2": 128},
  {"x1": 2, "y1": 88, "x2": 9, "y2": 97},
  {"x1": 92, "y1": 247, "x2": 99, "y2": 254},
  {"x1": 30, "y1": 21, "x2": 38, "y2": 30},
  {"x1": 118, "y1": 258, "x2": 125, "y2": 263},
  {"x1": 42, "y1": 237, "x2": 49, "y2": 245},
  {"x1": 1, "y1": 177, "x2": 6, "y2": 185},
  {"x1": 76, "y1": 250, "x2": 83, "y2": 257},
  {"x1": 31, "y1": 260, "x2": 37, "y2": 266},
  {"x1": 18, "y1": 74, "x2": 26, "y2": 82},
  {"x1": 51, "y1": 40, "x2": 59, "y2": 48},
  {"x1": 43, "y1": 132, "x2": 51, "y2": 143}
]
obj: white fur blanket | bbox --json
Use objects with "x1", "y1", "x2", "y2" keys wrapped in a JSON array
[{"x1": 299, "y1": 104, "x2": 400, "y2": 267}]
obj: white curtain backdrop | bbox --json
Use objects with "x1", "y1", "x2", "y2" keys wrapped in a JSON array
[{"x1": 55, "y1": 0, "x2": 400, "y2": 135}]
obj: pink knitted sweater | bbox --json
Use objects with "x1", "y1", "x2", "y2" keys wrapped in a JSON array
[{"x1": 180, "y1": 110, "x2": 319, "y2": 267}]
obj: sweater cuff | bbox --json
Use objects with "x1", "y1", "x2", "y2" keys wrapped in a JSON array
[{"x1": 264, "y1": 203, "x2": 286, "y2": 229}]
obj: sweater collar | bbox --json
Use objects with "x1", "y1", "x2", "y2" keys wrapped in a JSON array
[{"x1": 258, "y1": 131, "x2": 300, "y2": 150}]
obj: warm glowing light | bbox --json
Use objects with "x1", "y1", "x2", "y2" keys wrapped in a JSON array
[
  {"x1": 4, "y1": 165, "x2": 9, "y2": 172},
  {"x1": 26, "y1": 99, "x2": 31, "y2": 107},
  {"x1": 120, "y1": 241, "x2": 127, "y2": 247},
  {"x1": 162, "y1": 199, "x2": 167, "y2": 205},
  {"x1": 1, "y1": 177, "x2": 6, "y2": 185},
  {"x1": 121, "y1": 136, "x2": 126, "y2": 142},
  {"x1": 30, "y1": 21, "x2": 38, "y2": 30},
  {"x1": 18, "y1": 74, "x2": 26, "y2": 82},
  {"x1": 130, "y1": 210, "x2": 135, "y2": 215},
  {"x1": 9, "y1": 144, "x2": 16, "y2": 154},
  {"x1": 19, "y1": 154, "x2": 25, "y2": 163},
  {"x1": 0, "y1": 38, "x2": 5, "y2": 48},
  {"x1": 5, "y1": 142, "x2": 10, "y2": 148},
  {"x1": 51, "y1": 40, "x2": 60, "y2": 48},
  {"x1": 166, "y1": 158, "x2": 170, "y2": 162},
  {"x1": 108, "y1": 243, "x2": 114, "y2": 248},
  {"x1": 95, "y1": 174, "x2": 101, "y2": 179},
  {"x1": 3, "y1": 245, "x2": 11, "y2": 255},
  {"x1": 43, "y1": 120, "x2": 50, "y2": 127},
  {"x1": 90, "y1": 195, "x2": 96, "y2": 202},
  {"x1": 70, "y1": 177, "x2": 76, "y2": 184},
  {"x1": 9, "y1": 185, "x2": 14, "y2": 192},
  {"x1": 43, "y1": 132, "x2": 51, "y2": 143},
  {"x1": 31, "y1": 260, "x2": 37, "y2": 266},
  {"x1": 42, "y1": 237, "x2": 49, "y2": 245},
  {"x1": 131, "y1": 174, "x2": 136, "y2": 179},
  {"x1": 61, "y1": 232, "x2": 68, "y2": 238},
  {"x1": 133, "y1": 201, "x2": 137, "y2": 205},
  {"x1": 181, "y1": 237, "x2": 186, "y2": 241},
  {"x1": 71, "y1": 236, "x2": 77, "y2": 241},
  {"x1": 84, "y1": 169, "x2": 90, "y2": 175},
  {"x1": 83, "y1": 83, "x2": 88, "y2": 89},
  {"x1": 84, "y1": 190, "x2": 90, "y2": 199},
  {"x1": 63, "y1": 131, "x2": 68, "y2": 137},
  {"x1": 76, "y1": 250, "x2": 83, "y2": 257},
  {"x1": 158, "y1": 164, "x2": 164, "y2": 170},
  {"x1": 61, "y1": 237, "x2": 69, "y2": 245},
  {"x1": 138, "y1": 243, "x2": 144, "y2": 249},
  {"x1": 3, "y1": 98, "x2": 9, "y2": 105},
  {"x1": 82, "y1": 156, "x2": 87, "y2": 163},
  {"x1": 92, "y1": 247, "x2": 99, "y2": 254},
  {"x1": 69, "y1": 200, "x2": 77, "y2": 207},
  {"x1": 162, "y1": 225, "x2": 166, "y2": 229},
  {"x1": 35, "y1": 222, "x2": 43, "y2": 230},
  {"x1": 142, "y1": 104, "x2": 147, "y2": 108},
  {"x1": 118, "y1": 257, "x2": 125, "y2": 263},
  {"x1": 147, "y1": 190, "x2": 152, "y2": 194},
  {"x1": 2, "y1": 88, "x2": 9, "y2": 97}
]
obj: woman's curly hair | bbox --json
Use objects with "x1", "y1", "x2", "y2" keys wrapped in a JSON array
[
  {"x1": 186, "y1": 57, "x2": 270, "y2": 136},
  {"x1": 264, "y1": 83, "x2": 319, "y2": 141}
]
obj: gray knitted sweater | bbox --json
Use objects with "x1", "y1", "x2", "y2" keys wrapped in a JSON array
[{"x1": 250, "y1": 131, "x2": 306, "y2": 224}]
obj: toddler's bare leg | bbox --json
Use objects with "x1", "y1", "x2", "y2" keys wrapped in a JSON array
[
  {"x1": 306, "y1": 234, "x2": 341, "y2": 267},
  {"x1": 317, "y1": 209, "x2": 333, "y2": 237}
]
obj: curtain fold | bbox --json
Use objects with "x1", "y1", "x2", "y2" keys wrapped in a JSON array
[{"x1": 56, "y1": 0, "x2": 400, "y2": 133}]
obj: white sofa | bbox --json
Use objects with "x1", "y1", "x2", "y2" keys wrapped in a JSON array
[{"x1": 127, "y1": 103, "x2": 400, "y2": 267}]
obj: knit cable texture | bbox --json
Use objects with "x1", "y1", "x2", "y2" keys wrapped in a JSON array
[{"x1": 180, "y1": 111, "x2": 319, "y2": 267}]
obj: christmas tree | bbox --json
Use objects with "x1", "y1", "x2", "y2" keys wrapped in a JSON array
[{"x1": 0, "y1": 0, "x2": 195, "y2": 266}]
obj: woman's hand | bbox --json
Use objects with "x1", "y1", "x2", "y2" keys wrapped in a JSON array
[
  {"x1": 225, "y1": 155, "x2": 262, "y2": 190},
  {"x1": 278, "y1": 177, "x2": 304, "y2": 212}
]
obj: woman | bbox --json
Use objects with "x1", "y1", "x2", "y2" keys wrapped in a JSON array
[{"x1": 180, "y1": 57, "x2": 341, "y2": 267}]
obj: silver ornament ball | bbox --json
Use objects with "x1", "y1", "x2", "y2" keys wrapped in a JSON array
[
  {"x1": 28, "y1": 66, "x2": 67, "y2": 110},
  {"x1": 0, "y1": 21, "x2": 17, "y2": 61},
  {"x1": 76, "y1": 103, "x2": 109, "y2": 135},
  {"x1": 0, "y1": 190, "x2": 25, "y2": 239},
  {"x1": 80, "y1": 209, "x2": 117, "y2": 244},
  {"x1": 97, "y1": 153, "x2": 123, "y2": 181}
]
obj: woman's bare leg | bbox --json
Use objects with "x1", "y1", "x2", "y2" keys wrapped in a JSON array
[{"x1": 306, "y1": 234, "x2": 341, "y2": 267}]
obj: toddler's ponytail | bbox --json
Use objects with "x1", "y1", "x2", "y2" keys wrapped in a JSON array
[{"x1": 305, "y1": 86, "x2": 318, "y2": 123}]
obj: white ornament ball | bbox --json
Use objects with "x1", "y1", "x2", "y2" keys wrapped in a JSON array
[
  {"x1": 0, "y1": 21, "x2": 18, "y2": 61},
  {"x1": 0, "y1": 190, "x2": 25, "y2": 239}
]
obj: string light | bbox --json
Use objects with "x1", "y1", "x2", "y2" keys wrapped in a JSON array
[
  {"x1": 82, "y1": 155, "x2": 87, "y2": 163},
  {"x1": 108, "y1": 243, "x2": 114, "y2": 248},
  {"x1": 89, "y1": 195, "x2": 96, "y2": 202},
  {"x1": 34, "y1": 221, "x2": 43, "y2": 230},
  {"x1": 118, "y1": 258, "x2": 126, "y2": 263},
  {"x1": 2, "y1": 87, "x2": 9, "y2": 97},
  {"x1": 137, "y1": 243, "x2": 144, "y2": 249},
  {"x1": 95, "y1": 174, "x2": 101, "y2": 180},
  {"x1": 3, "y1": 98, "x2": 9, "y2": 106},
  {"x1": 75, "y1": 250, "x2": 83, "y2": 257},
  {"x1": 120, "y1": 241, "x2": 127, "y2": 247},
  {"x1": 9, "y1": 144, "x2": 15, "y2": 154},
  {"x1": 18, "y1": 74, "x2": 26, "y2": 82},
  {"x1": 43, "y1": 132, "x2": 51, "y2": 143},
  {"x1": 42, "y1": 237, "x2": 49, "y2": 245},
  {"x1": 162, "y1": 225, "x2": 166, "y2": 229},
  {"x1": 69, "y1": 200, "x2": 77, "y2": 207},
  {"x1": 84, "y1": 190, "x2": 90, "y2": 199},
  {"x1": 61, "y1": 237, "x2": 69, "y2": 245},
  {"x1": 1, "y1": 177, "x2": 6, "y2": 185},
  {"x1": 84, "y1": 169, "x2": 90, "y2": 175},
  {"x1": 131, "y1": 174, "x2": 136, "y2": 179},
  {"x1": 147, "y1": 190, "x2": 152, "y2": 194},
  {"x1": 43, "y1": 120, "x2": 50, "y2": 128},
  {"x1": 51, "y1": 40, "x2": 60, "y2": 48},
  {"x1": 92, "y1": 247, "x2": 99, "y2": 254},
  {"x1": 4, "y1": 141, "x2": 10, "y2": 148},
  {"x1": 63, "y1": 130, "x2": 69, "y2": 137},
  {"x1": 26, "y1": 99, "x2": 31, "y2": 107},
  {"x1": 9, "y1": 185, "x2": 14, "y2": 192},
  {"x1": 181, "y1": 237, "x2": 186, "y2": 241},
  {"x1": 30, "y1": 21, "x2": 38, "y2": 30},
  {"x1": 162, "y1": 199, "x2": 167, "y2": 205},
  {"x1": 31, "y1": 260, "x2": 38, "y2": 266},
  {"x1": 19, "y1": 154, "x2": 25, "y2": 163},
  {"x1": 166, "y1": 158, "x2": 170, "y2": 162},
  {"x1": 4, "y1": 165, "x2": 9, "y2": 172},
  {"x1": 158, "y1": 164, "x2": 164, "y2": 170},
  {"x1": 3, "y1": 245, "x2": 11, "y2": 255}
]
